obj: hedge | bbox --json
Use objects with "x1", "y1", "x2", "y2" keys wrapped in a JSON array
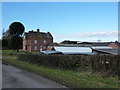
[{"x1": 18, "y1": 54, "x2": 120, "y2": 77}]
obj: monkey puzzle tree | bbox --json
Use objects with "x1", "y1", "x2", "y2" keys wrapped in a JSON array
[{"x1": 9, "y1": 22, "x2": 25, "y2": 52}]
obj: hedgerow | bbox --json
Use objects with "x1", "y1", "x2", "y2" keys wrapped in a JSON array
[{"x1": 18, "y1": 54, "x2": 120, "y2": 77}]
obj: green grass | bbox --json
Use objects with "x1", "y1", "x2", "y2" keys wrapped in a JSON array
[
  {"x1": 31, "y1": 51, "x2": 40, "y2": 54},
  {"x1": 2, "y1": 56, "x2": 118, "y2": 88},
  {"x1": 2, "y1": 50, "x2": 27, "y2": 53},
  {"x1": 2, "y1": 50, "x2": 40, "y2": 54}
]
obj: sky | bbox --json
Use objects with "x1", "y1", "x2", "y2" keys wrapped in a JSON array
[
  {"x1": 2, "y1": 2, "x2": 118, "y2": 42},
  {"x1": 1, "y1": 0, "x2": 120, "y2": 2}
]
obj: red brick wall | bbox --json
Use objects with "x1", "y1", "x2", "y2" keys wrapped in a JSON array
[
  {"x1": 23, "y1": 37, "x2": 31, "y2": 51},
  {"x1": 23, "y1": 38, "x2": 27, "y2": 51},
  {"x1": 24, "y1": 37, "x2": 53, "y2": 52},
  {"x1": 108, "y1": 43, "x2": 120, "y2": 49}
]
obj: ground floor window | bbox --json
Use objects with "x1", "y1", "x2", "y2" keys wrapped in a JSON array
[
  {"x1": 44, "y1": 46, "x2": 46, "y2": 49},
  {"x1": 25, "y1": 45, "x2": 27, "y2": 50},
  {"x1": 34, "y1": 46, "x2": 37, "y2": 49},
  {"x1": 40, "y1": 46, "x2": 42, "y2": 51}
]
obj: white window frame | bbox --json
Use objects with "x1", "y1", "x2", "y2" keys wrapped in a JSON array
[
  {"x1": 43, "y1": 40, "x2": 46, "y2": 44},
  {"x1": 40, "y1": 46, "x2": 42, "y2": 51},
  {"x1": 34, "y1": 40, "x2": 38, "y2": 44},
  {"x1": 44, "y1": 46, "x2": 46, "y2": 49},
  {"x1": 34, "y1": 46, "x2": 37, "y2": 49}
]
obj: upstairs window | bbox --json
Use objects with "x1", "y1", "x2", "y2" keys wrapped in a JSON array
[
  {"x1": 34, "y1": 40, "x2": 37, "y2": 44},
  {"x1": 44, "y1": 40, "x2": 46, "y2": 44}
]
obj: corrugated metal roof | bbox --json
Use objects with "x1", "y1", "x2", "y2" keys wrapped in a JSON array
[
  {"x1": 41, "y1": 47, "x2": 96, "y2": 55},
  {"x1": 54, "y1": 46, "x2": 92, "y2": 53},
  {"x1": 53, "y1": 46, "x2": 95, "y2": 55},
  {"x1": 63, "y1": 52, "x2": 96, "y2": 55},
  {"x1": 40, "y1": 50, "x2": 63, "y2": 55},
  {"x1": 91, "y1": 46, "x2": 112, "y2": 49}
]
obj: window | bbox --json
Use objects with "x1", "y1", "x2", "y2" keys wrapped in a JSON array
[
  {"x1": 34, "y1": 46, "x2": 37, "y2": 49},
  {"x1": 40, "y1": 46, "x2": 42, "y2": 51},
  {"x1": 28, "y1": 45, "x2": 29, "y2": 50},
  {"x1": 34, "y1": 40, "x2": 37, "y2": 44},
  {"x1": 44, "y1": 40, "x2": 46, "y2": 44},
  {"x1": 44, "y1": 46, "x2": 46, "y2": 49},
  {"x1": 24, "y1": 35, "x2": 26, "y2": 39},
  {"x1": 40, "y1": 46, "x2": 42, "y2": 48}
]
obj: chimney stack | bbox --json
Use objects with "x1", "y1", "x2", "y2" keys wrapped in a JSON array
[{"x1": 37, "y1": 29, "x2": 40, "y2": 32}]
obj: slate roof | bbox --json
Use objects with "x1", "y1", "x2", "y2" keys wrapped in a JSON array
[
  {"x1": 78, "y1": 42, "x2": 112, "y2": 47},
  {"x1": 24, "y1": 30, "x2": 53, "y2": 39},
  {"x1": 92, "y1": 48, "x2": 120, "y2": 55},
  {"x1": 60, "y1": 40, "x2": 80, "y2": 44},
  {"x1": 92, "y1": 42, "x2": 111, "y2": 46}
]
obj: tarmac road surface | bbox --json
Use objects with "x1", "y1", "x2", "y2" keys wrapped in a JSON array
[
  {"x1": 2, "y1": 63, "x2": 67, "y2": 88},
  {"x1": 0, "y1": 56, "x2": 2, "y2": 89}
]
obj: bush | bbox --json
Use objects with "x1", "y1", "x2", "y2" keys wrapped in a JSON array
[{"x1": 18, "y1": 54, "x2": 120, "y2": 77}]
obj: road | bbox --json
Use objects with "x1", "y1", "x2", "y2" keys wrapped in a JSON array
[
  {"x1": 0, "y1": 56, "x2": 2, "y2": 89},
  {"x1": 2, "y1": 63, "x2": 67, "y2": 88}
]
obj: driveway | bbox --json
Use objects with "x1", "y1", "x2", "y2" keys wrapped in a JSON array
[{"x1": 2, "y1": 63, "x2": 67, "y2": 88}]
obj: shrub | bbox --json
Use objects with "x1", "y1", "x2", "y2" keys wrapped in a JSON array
[{"x1": 18, "y1": 54, "x2": 120, "y2": 77}]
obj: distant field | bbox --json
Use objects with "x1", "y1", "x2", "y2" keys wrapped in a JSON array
[{"x1": 2, "y1": 55, "x2": 119, "y2": 88}]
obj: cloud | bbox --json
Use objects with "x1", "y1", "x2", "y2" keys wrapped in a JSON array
[{"x1": 59, "y1": 31, "x2": 118, "y2": 38}]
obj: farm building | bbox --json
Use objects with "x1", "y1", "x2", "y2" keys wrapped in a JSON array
[
  {"x1": 91, "y1": 46, "x2": 120, "y2": 55},
  {"x1": 41, "y1": 46, "x2": 96, "y2": 55}
]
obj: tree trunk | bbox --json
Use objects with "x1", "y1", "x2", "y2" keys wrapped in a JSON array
[{"x1": 17, "y1": 49, "x2": 19, "y2": 52}]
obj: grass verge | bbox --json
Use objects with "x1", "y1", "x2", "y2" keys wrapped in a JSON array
[{"x1": 3, "y1": 56, "x2": 118, "y2": 88}]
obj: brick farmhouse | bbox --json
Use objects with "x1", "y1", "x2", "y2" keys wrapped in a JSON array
[
  {"x1": 23, "y1": 29, "x2": 53, "y2": 52},
  {"x1": 107, "y1": 41, "x2": 120, "y2": 49}
]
